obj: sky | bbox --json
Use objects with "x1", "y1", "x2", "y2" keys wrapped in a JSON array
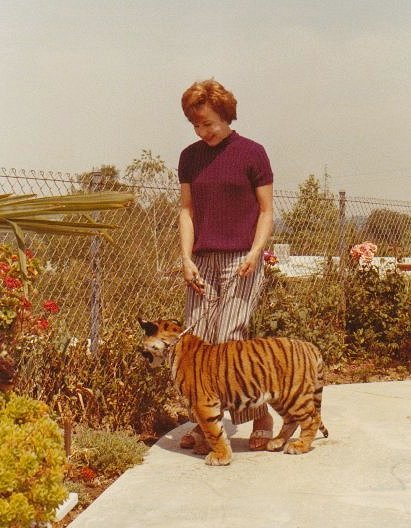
[{"x1": 1, "y1": 0, "x2": 411, "y2": 200}]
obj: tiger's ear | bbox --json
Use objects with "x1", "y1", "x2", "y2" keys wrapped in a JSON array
[
  {"x1": 170, "y1": 318, "x2": 183, "y2": 327},
  {"x1": 138, "y1": 318, "x2": 158, "y2": 336}
]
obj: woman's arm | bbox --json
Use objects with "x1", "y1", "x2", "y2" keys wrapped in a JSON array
[
  {"x1": 238, "y1": 183, "x2": 273, "y2": 277},
  {"x1": 179, "y1": 183, "x2": 205, "y2": 294}
]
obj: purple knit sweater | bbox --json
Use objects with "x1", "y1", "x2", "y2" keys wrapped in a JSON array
[{"x1": 178, "y1": 131, "x2": 273, "y2": 254}]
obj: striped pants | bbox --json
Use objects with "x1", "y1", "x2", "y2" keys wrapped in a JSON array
[{"x1": 185, "y1": 250, "x2": 269, "y2": 425}]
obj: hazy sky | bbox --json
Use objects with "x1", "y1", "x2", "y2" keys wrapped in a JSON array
[{"x1": 1, "y1": 0, "x2": 411, "y2": 200}]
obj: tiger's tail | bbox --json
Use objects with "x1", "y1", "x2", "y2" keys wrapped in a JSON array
[{"x1": 314, "y1": 355, "x2": 329, "y2": 438}]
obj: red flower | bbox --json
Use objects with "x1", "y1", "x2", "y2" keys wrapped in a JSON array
[
  {"x1": 11, "y1": 255, "x2": 18, "y2": 261},
  {"x1": 80, "y1": 466, "x2": 97, "y2": 482},
  {"x1": 0, "y1": 262, "x2": 10, "y2": 274},
  {"x1": 20, "y1": 297, "x2": 32, "y2": 309},
  {"x1": 37, "y1": 317, "x2": 49, "y2": 330},
  {"x1": 43, "y1": 300, "x2": 60, "y2": 314},
  {"x1": 25, "y1": 249, "x2": 34, "y2": 259},
  {"x1": 3, "y1": 276, "x2": 22, "y2": 290}
]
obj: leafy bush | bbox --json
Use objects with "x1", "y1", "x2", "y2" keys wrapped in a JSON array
[
  {"x1": 0, "y1": 244, "x2": 41, "y2": 340},
  {"x1": 0, "y1": 393, "x2": 67, "y2": 528},
  {"x1": 0, "y1": 243, "x2": 59, "y2": 370},
  {"x1": 13, "y1": 322, "x2": 183, "y2": 435},
  {"x1": 253, "y1": 266, "x2": 346, "y2": 363},
  {"x1": 254, "y1": 251, "x2": 410, "y2": 364},
  {"x1": 344, "y1": 262, "x2": 410, "y2": 358},
  {"x1": 71, "y1": 426, "x2": 147, "y2": 478}
]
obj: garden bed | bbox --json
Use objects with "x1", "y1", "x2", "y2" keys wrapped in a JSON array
[{"x1": 55, "y1": 354, "x2": 410, "y2": 528}]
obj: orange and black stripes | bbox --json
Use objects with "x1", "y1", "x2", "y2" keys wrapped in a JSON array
[
  {"x1": 169, "y1": 330, "x2": 327, "y2": 439},
  {"x1": 140, "y1": 319, "x2": 328, "y2": 457}
]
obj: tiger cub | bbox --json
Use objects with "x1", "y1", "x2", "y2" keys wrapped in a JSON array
[{"x1": 138, "y1": 318, "x2": 328, "y2": 466}]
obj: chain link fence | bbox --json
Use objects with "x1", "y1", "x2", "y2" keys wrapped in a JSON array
[{"x1": 1, "y1": 167, "x2": 410, "y2": 347}]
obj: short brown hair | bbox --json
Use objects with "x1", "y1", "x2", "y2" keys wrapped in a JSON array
[{"x1": 181, "y1": 79, "x2": 237, "y2": 124}]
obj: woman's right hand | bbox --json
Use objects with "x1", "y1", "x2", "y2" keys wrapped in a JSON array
[{"x1": 182, "y1": 258, "x2": 205, "y2": 295}]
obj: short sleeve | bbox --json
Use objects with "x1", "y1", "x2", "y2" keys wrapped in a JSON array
[
  {"x1": 248, "y1": 144, "x2": 273, "y2": 187},
  {"x1": 178, "y1": 148, "x2": 192, "y2": 184}
]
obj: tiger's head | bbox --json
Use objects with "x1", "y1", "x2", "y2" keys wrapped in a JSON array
[{"x1": 138, "y1": 318, "x2": 183, "y2": 368}]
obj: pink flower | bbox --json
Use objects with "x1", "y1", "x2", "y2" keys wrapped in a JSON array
[
  {"x1": 3, "y1": 276, "x2": 22, "y2": 290},
  {"x1": 263, "y1": 250, "x2": 279, "y2": 266},
  {"x1": 350, "y1": 241, "x2": 377, "y2": 264},
  {"x1": 43, "y1": 300, "x2": 60, "y2": 314}
]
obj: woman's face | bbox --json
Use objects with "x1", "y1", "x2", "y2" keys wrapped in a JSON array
[{"x1": 192, "y1": 104, "x2": 231, "y2": 147}]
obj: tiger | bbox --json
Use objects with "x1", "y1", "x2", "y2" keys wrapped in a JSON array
[{"x1": 138, "y1": 318, "x2": 328, "y2": 466}]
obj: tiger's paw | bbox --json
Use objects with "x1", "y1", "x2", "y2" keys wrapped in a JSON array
[
  {"x1": 266, "y1": 437, "x2": 286, "y2": 452},
  {"x1": 284, "y1": 439, "x2": 310, "y2": 455},
  {"x1": 205, "y1": 450, "x2": 232, "y2": 466}
]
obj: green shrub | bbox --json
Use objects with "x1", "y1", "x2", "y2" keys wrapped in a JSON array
[
  {"x1": 253, "y1": 260, "x2": 410, "y2": 364},
  {"x1": 253, "y1": 268, "x2": 346, "y2": 363},
  {"x1": 13, "y1": 322, "x2": 182, "y2": 435},
  {"x1": 0, "y1": 393, "x2": 67, "y2": 528},
  {"x1": 0, "y1": 244, "x2": 52, "y2": 344},
  {"x1": 71, "y1": 426, "x2": 147, "y2": 478},
  {"x1": 344, "y1": 263, "x2": 410, "y2": 358},
  {"x1": 64, "y1": 479, "x2": 92, "y2": 509}
]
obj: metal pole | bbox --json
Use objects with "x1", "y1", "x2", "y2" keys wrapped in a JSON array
[
  {"x1": 90, "y1": 171, "x2": 102, "y2": 355},
  {"x1": 338, "y1": 190, "x2": 347, "y2": 272}
]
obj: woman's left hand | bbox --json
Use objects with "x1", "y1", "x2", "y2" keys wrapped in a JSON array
[{"x1": 238, "y1": 250, "x2": 260, "y2": 277}]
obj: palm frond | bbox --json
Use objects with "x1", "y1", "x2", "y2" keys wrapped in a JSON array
[{"x1": 0, "y1": 190, "x2": 135, "y2": 291}]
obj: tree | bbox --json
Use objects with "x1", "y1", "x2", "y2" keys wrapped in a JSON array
[
  {"x1": 125, "y1": 149, "x2": 177, "y2": 187},
  {"x1": 76, "y1": 165, "x2": 132, "y2": 193},
  {"x1": 125, "y1": 150, "x2": 178, "y2": 207},
  {"x1": 362, "y1": 208, "x2": 411, "y2": 256},
  {"x1": 280, "y1": 175, "x2": 340, "y2": 255}
]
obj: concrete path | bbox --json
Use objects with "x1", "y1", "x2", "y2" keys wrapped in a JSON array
[{"x1": 68, "y1": 381, "x2": 411, "y2": 528}]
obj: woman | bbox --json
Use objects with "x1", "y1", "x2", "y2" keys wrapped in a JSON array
[{"x1": 178, "y1": 79, "x2": 274, "y2": 451}]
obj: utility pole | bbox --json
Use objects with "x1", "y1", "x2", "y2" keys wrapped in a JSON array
[{"x1": 323, "y1": 164, "x2": 330, "y2": 195}]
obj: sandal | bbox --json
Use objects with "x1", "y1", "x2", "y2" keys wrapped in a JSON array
[
  {"x1": 249, "y1": 429, "x2": 273, "y2": 451},
  {"x1": 193, "y1": 437, "x2": 211, "y2": 455},
  {"x1": 179, "y1": 424, "x2": 203, "y2": 449}
]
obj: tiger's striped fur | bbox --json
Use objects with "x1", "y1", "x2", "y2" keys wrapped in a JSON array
[{"x1": 138, "y1": 318, "x2": 328, "y2": 466}]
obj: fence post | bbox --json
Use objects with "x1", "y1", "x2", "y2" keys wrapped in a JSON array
[
  {"x1": 338, "y1": 191, "x2": 347, "y2": 271},
  {"x1": 90, "y1": 171, "x2": 102, "y2": 355}
]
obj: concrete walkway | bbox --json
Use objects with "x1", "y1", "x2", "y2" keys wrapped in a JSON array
[{"x1": 68, "y1": 381, "x2": 411, "y2": 528}]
